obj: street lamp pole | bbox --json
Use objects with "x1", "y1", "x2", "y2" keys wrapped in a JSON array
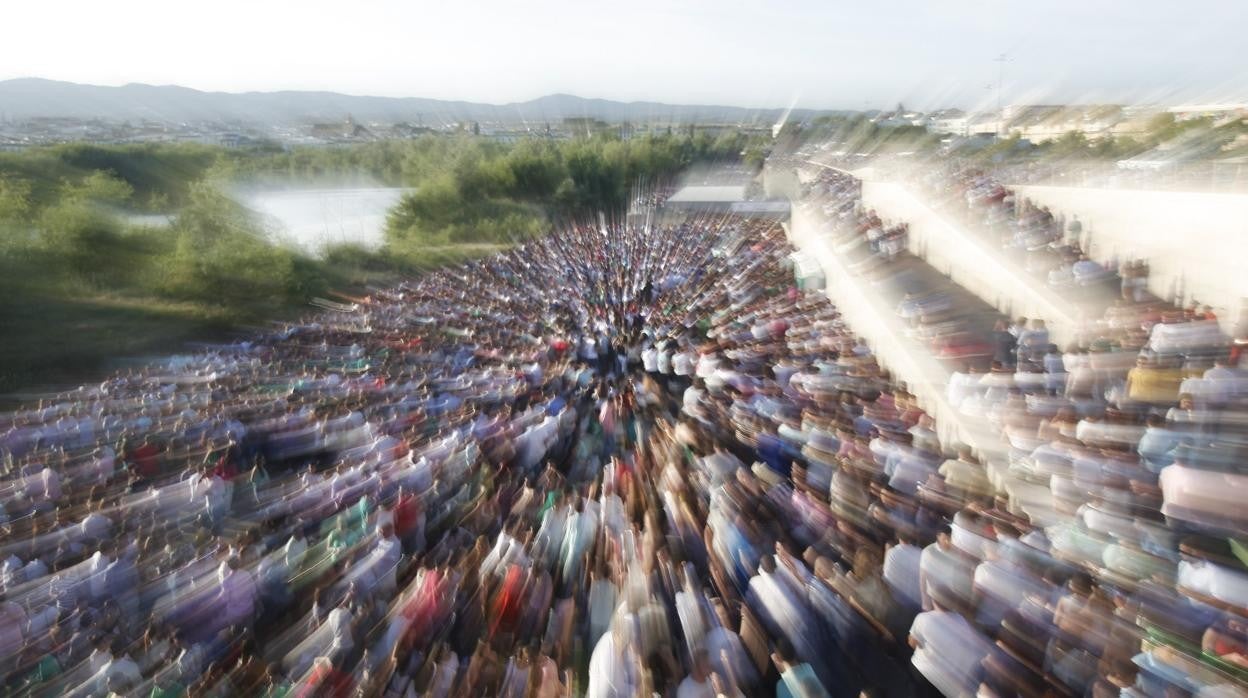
[{"x1": 994, "y1": 53, "x2": 1010, "y2": 137}]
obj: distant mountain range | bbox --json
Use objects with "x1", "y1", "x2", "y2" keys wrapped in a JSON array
[{"x1": 0, "y1": 78, "x2": 841, "y2": 126}]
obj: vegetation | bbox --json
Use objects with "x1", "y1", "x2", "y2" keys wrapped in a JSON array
[
  {"x1": 775, "y1": 109, "x2": 1247, "y2": 167},
  {"x1": 0, "y1": 131, "x2": 758, "y2": 392},
  {"x1": 774, "y1": 115, "x2": 944, "y2": 157},
  {"x1": 216, "y1": 131, "x2": 760, "y2": 247},
  {"x1": 956, "y1": 112, "x2": 1248, "y2": 164}
]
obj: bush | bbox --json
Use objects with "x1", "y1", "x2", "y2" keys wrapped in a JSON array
[{"x1": 37, "y1": 200, "x2": 126, "y2": 283}]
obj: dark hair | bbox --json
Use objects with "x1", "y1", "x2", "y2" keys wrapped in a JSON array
[{"x1": 774, "y1": 636, "x2": 796, "y2": 663}]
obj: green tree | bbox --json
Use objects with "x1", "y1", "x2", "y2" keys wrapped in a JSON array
[
  {"x1": 65, "y1": 171, "x2": 134, "y2": 205},
  {"x1": 1047, "y1": 131, "x2": 1091, "y2": 158},
  {"x1": 0, "y1": 175, "x2": 34, "y2": 228},
  {"x1": 37, "y1": 199, "x2": 125, "y2": 283},
  {"x1": 157, "y1": 184, "x2": 321, "y2": 311}
]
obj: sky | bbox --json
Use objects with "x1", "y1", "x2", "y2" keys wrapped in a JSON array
[{"x1": 3, "y1": 0, "x2": 1247, "y2": 110}]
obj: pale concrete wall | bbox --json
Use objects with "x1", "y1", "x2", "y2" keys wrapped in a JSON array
[
  {"x1": 1013, "y1": 184, "x2": 1248, "y2": 331},
  {"x1": 762, "y1": 164, "x2": 800, "y2": 200},
  {"x1": 860, "y1": 181, "x2": 1083, "y2": 347}
]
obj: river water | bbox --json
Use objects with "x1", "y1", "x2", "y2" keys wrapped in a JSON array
[{"x1": 236, "y1": 187, "x2": 410, "y2": 255}]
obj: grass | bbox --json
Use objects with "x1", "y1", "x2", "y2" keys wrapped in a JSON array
[
  {"x1": 0, "y1": 292, "x2": 237, "y2": 398},
  {"x1": 0, "y1": 241, "x2": 509, "y2": 402},
  {"x1": 392, "y1": 243, "x2": 509, "y2": 269}
]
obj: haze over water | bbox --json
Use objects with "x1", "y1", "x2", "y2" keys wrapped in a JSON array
[{"x1": 238, "y1": 187, "x2": 409, "y2": 255}]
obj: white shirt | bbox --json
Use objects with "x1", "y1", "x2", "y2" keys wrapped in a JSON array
[
  {"x1": 910, "y1": 611, "x2": 994, "y2": 698},
  {"x1": 587, "y1": 631, "x2": 638, "y2": 698},
  {"x1": 284, "y1": 535, "x2": 309, "y2": 570},
  {"x1": 658, "y1": 349, "x2": 673, "y2": 374},
  {"x1": 883, "y1": 543, "x2": 923, "y2": 608},
  {"x1": 641, "y1": 348, "x2": 659, "y2": 372},
  {"x1": 673, "y1": 351, "x2": 694, "y2": 376},
  {"x1": 676, "y1": 675, "x2": 715, "y2": 698},
  {"x1": 683, "y1": 386, "x2": 705, "y2": 412}
]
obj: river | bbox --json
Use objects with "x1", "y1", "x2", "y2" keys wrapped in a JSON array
[{"x1": 236, "y1": 187, "x2": 410, "y2": 255}]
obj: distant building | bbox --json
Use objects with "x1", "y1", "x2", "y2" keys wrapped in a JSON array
[
  {"x1": 926, "y1": 109, "x2": 973, "y2": 137},
  {"x1": 1167, "y1": 103, "x2": 1248, "y2": 124},
  {"x1": 308, "y1": 115, "x2": 373, "y2": 141},
  {"x1": 218, "y1": 132, "x2": 268, "y2": 148},
  {"x1": 388, "y1": 122, "x2": 436, "y2": 138},
  {"x1": 871, "y1": 104, "x2": 926, "y2": 128},
  {"x1": 562, "y1": 117, "x2": 610, "y2": 137},
  {"x1": 482, "y1": 126, "x2": 560, "y2": 143},
  {"x1": 997, "y1": 104, "x2": 1124, "y2": 142}
]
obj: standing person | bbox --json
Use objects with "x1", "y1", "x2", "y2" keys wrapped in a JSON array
[
  {"x1": 599, "y1": 394, "x2": 619, "y2": 459},
  {"x1": 909, "y1": 604, "x2": 996, "y2": 698},
  {"x1": 0, "y1": 592, "x2": 27, "y2": 677},
  {"x1": 191, "y1": 465, "x2": 228, "y2": 532},
  {"x1": 217, "y1": 555, "x2": 259, "y2": 633},
  {"x1": 677, "y1": 649, "x2": 717, "y2": 698},
  {"x1": 672, "y1": 343, "x2": 695, "y2": 397},
  {"x1": 883, "y1": 533, "x2": 924, "y2": 613},
  {"x1": 1017, "y1": 319, "x2": 1049, "y2": 362},
  {"x1": 772, "y1": 640, "x2": 830, "y2": 698},
  {"x1": 642, "y1": 341, "x2": 659, "y2": 378},
  {"x1": 587, "y1": 622, "x2": 641, "y2": 698},
  {"x1": 1009, "y1": 317, "x2": 1028, "y2": 340},
  {"x1": 368, "y1": 521, "x2": 404, "y2": 599},
  {"x1": 991, "y1": 320, "x2": 1017, "y2": 367},
  {"x1": 657, "y1": 341, "x2": 675, "y2": 391}
]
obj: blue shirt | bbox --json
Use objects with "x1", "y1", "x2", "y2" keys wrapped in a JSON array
[
  {"x1": 777, "y1": 663, "x2": 831, "y2": 698},
  {"x1": 1138, "y1": 427, "x2": 1181, "y2": 472}
]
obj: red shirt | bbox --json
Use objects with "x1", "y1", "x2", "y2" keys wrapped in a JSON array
[
  {"x1": 395, "y1": 493, "x2": 420, "y2": 537},
  {"x1": 129, "y1": 443, "x2": 161, "y2": 478}
]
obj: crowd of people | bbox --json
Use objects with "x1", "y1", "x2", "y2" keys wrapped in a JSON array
[
  {"x1": 0, "y1": 207, "x2": 948, "y2": 698},
  {"x1": 801, "y1": 164, "x2": 1248, "y2": 697},
  {"x1": 913, "y1": 165, "x2": 1193, "y2": 316},
  {"x1": 2, "y1": 161, "x2": 1245, "y2": 698}
]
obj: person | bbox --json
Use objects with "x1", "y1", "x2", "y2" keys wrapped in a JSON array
[
  {"x1": 1017, "y1": 319, "x2": 1049, "y2": 360},
  {"x1": 772, "y1": 639, "x2": 830, "y2": 698},
  {"x1": 909, "y1": 603, "x2": 996, "y2": 698},
  {"x1": 703, "y1": 598, "x2": 759, "y2": 693},
  {"x1": 938, "y1": 445, "x2": 991, "y2": 501},
  {"x1": 216, "y1": 556, "x2": 259, "y2": 632},
  {"x1": 587, "y1": 621, "x2": 641, "y2": 698},
  {"x1": 991, "y1": 320, "x2": 1017, "y2": 367},
  {"x1": 0, "y1": 592, "x2": 27, "y2": 676},
  {"x1": 676, "y1": 648, "x2": 716, "y2": 698},
  {"x1": 918, "y1": 525, "x2": 975, "y2": 614},
  {"x1": 0, "y1": 180, "x2": 1237, "y2": 698},
  {"x1": 883, "y1": 533, "x2": 924, "y2": 612},
  {"x1": 1137, "y1": 412, "x2": 1181, "y2": 473},
  {"x1": 588, "y1": 562, "x2": 617, "y2": 649},
  {"x1": 642, "y1": 342, "x2": 659, "y2": 376},
  {"x1": 283, "y1": 525, "x2": 309, "y2": 571},
  {"x1": 367, "y1": 520, "x2": 404, "y2": 598}
]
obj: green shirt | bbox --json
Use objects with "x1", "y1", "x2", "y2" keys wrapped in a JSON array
[
  {"x1": 150, "y1": 683, "x2": 186, "y2": 698},
  {"x1": 24, "y1": 654, "x2": 61, "y2": 684}
]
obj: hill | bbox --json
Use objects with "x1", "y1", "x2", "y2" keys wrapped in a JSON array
[{"x1": 0, "y1": 78, "x2": 838, "y2": 126}]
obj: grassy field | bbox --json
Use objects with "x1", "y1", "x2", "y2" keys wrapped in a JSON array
[
  {"x1": 0, "y1": 292, "x2": 237, "y2": 398},
  {"x1": 0, "y1": 242, "x2": 509, "y2": 402}
]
